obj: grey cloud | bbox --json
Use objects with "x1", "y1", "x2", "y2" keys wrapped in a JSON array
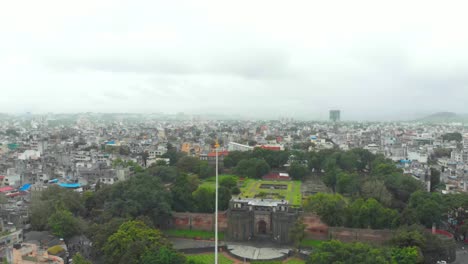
[
  {"x1": 47, "y1": 48, "x2": 293, "y2": 80},
  {"x1": 49, "y1": 56, "x2": 196, "y2": 75}
]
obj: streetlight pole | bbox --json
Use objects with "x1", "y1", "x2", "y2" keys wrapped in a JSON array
[{"x1": 215, "y1": 140, "x2": 219, "y2": 264}]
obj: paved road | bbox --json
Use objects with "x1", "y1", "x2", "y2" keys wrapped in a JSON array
[
  {"x1": 170, "y1": 238, "x2": 221, "y2": 250},
  {"x1": 453, "y1": 242, "x2": 468, "y2": 264}
]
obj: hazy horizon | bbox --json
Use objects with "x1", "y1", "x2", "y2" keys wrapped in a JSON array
[{"x1": 2, "y1": 0, "x2": 468, "y2": 120}]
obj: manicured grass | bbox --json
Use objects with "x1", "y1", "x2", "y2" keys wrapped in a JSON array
[
  {"x1": 251, "y1": 259, "x2": 305, "y2": 264},
  {"x1": 300, "y1": 239, "x2": 325, "y2": 248},
  {"x1": 204, "y1": 174, "x2": 238, "y2": 182},
  {"x1": 285, "y1": 259, "x2": 306, "y2": 264},
  {"x1": 200, "y1": 174, "x2": 239, "y2": 190},
  {"x1": 239, "y1": 179, "x2": 302, "y2": 206},
  {"x1": 164, "y1": 229, "x2": 225, "y2": 240},
  {"x1": 186, "y1": 253, "x2": 234, "y2": 264}
]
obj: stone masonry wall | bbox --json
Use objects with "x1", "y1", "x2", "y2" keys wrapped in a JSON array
[
  {"x1": 302, "y1": 213, "x2": 329, "y2": 240},
  {"x1": 329, "y1": 227, "x2": 394, "y2": 245},
  {"x1": 171, "y1": 211, "x2": 228, "y2": 232}
]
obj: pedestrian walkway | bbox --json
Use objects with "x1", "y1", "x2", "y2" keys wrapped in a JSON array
[{"x1": 227, "y1": 244, "x2": 290, "y2": 260}]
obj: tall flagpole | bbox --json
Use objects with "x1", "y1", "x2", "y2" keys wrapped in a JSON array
[{"x1": 215, "y1": 140, "x2": 219, "y2": 264}]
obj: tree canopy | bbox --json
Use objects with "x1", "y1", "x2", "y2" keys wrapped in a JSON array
[{"x1": 103, "y1": 220, "x2": 182, "y2": 264}]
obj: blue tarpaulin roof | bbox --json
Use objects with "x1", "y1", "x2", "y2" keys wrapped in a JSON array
[
  {"x1": 58, "y1": 183, "x2": 81, "y2": 188},
  {"x1": 19, "y1": 183, "x2": 32, "y2": 191},
  {"x1": 49, "y1": 179, "x2": 58, "y2": 183}
]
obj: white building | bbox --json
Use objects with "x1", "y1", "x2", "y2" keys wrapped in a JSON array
[{"x1": 228, "y1": 142, "x2": 254, "y2": 152}]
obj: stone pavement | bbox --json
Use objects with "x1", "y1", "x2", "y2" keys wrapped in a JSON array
[
  {"x1": 170, "y1": 238, "x2": 221, "y2": 250},
  {"x1": 170, "y1": 238, "x2": 292, "y2": 261},
  {"x1": 227, "y1": 245, "x2": 290, "y2": 260}
]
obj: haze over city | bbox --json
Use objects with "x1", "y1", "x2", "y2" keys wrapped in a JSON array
[{"x1": 2, "y1": 0, "x2": 468, "y2": 120}]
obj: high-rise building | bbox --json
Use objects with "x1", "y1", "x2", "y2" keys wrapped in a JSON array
[{"x1": 329, "y1": 110, "x2": 341, "y2": 122}]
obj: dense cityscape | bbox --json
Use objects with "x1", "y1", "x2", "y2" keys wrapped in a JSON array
[
  {"x1": 2, "y1": 1, "x2": 468, "y2": 263},
  {"x1": 0, "y1": 111, "x2": 466, "y2": 263}
]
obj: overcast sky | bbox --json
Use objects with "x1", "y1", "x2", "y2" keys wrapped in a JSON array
[{"x1": 1, "y1": 0, "x2": 468, "y2": 120}]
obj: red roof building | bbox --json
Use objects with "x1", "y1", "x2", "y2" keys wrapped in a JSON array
[
  {"x1": 207, "y1": 150, "x2": 229, "y2": 157},
  {"x1": 259, "y1": 145, "x2": 281, "y2": 151},
  {"x1": 0, "y1": 186, "x2": 14, "y2": 193},
  {"x1": 200, "y1": 150, "x2": 229, "y2": 165},
  {"x1": 262, "y1": 172, "x2": 291, "y2": 181}
]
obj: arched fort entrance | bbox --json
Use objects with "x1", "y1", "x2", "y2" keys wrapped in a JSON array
[{"x1": 257, "y1": 220, "x2": 267, "y2": 234}]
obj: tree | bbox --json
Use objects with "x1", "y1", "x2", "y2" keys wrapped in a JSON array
[
  {"x1": 219, "y1": 176, "x2": 237, "y2": 189},
  {"x1": 459, "y1": 221, "x2": 468, "y2": 240},
  {"x1": 103, "y1": 220, "x2": 175, "y2": 264},
  {"x1": 361, "y1": 180, "x2": 393, "y2": 207},
  {"x1": 289, "y1": 217, "x2": 306, "y2": 251},
  {"x1": 140, "y1": 247, "x2": 186, "y2": 264},
  {"x1": 304, "y1": 193, "x2": 346, "y2": 226},
  {"x1": 147, "y1": 165, "x2": 179, "y2": 183},
  {"x1": 336, "y1": 172, "x2": 359, "y2": 195},
  {"x1": 107, "y1": 173, "x2": 172, "y2": 226},
  {"x1": 430, "y1": 168, "x2": 441, "y2": 192},
  {"x1": 288, "y1": 162, "x2": 309, "y2": 180},
  {"x1": 223, "y1": 151, "x2": 250, "y2": 168},
  {"x1": 407, "y1": 191, "x2": 443, "y2": 228},
  {"x1": 119, "y1": 145, "x2": 131, "y2": 156},
  {"x1": 322, "y1": 165, "x2": 339, "y2": 192},
  {"x1": 345, "y1": 198, "x2": 399, "y2": 229},
  {"x1": 162, "y1": 145, "x2": 185, "y2": 166},
  {"x1": 48, "y1": 209, "x2": 83, "y2": 239},
  {"x1": 5, "y1": 128, "x2": 19, "y2": 137},
  {"x1": 176, "y1": 156, "x2": 201, "y2": 173},
  {"x1": 198, "y1": 161, "x2": 215, "y2": 178},
  {"x1": 218, "y1": 186, "x2": 232, "y2": 210},
  {"x1": 156, "y1": 159, "x2": 168, "y2": 166},
  {"x1": 87, "y1": 217, "x2": 129, "y2": 258},
  {"x1": 193, "y1": 187, "x2": 215, "y2": 213},
  {"x1": 172, "y1": 174, "x2": 199, "y2": 212},
  {"x1": 442, "y1": 132, "x2": 462, "y2": 142},
  {"x1": 309, "y1": 240, "x2": 392, "y2": 264},
  {"x1": 391, "y1": 247, "x2": 422, "y2": 264},
  {"x1": 337, "y1": 151, "x2": 359, "y2": 171},
  {"x1": 390, "y1": 225, "x2": 451, "y2": 264},
  {"x1": 234, "y1": 158, "x2": 270, "y2": 178},
  {"x1": 30, "y1": 198, "x2": 53, "y2": 230},
  {"x1": 248, "y1": 140, "x2": 257, "y2": 146},
  {"x1": 30, "y1": 186, "x2": 85, "y2": 230},
  {"x1": 231, "y1": 186, "x2": 241, "y2": 195},
  {"x1": 72, "y1": 253, "x2": 92, "y2": 264},
  {"x1": 432, "y1": 148, "x2": 452, "y2": 158},
  {"x1": 391, "y1": 225, "x2": 427, "y2": 249}
]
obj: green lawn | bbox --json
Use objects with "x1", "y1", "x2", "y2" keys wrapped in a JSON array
[
  {"x1": 239, "y1": 179, "x2": 302, "y2": 206},
  {"x1": 164, "y1": 229, "x2": 225, "y2": 240},
  {"x1": 284, "y1": 259, "x2": 306, "y2": 264},
  {"x1": 300, "y1": 239, "x2": 325, "y2": 248},
  {"x1": 251, "y1": 259, "x2": 305, "y2": 264},
  {"x1": 186, "y1": 253, "x2": 233, "y2": 264},
  {"x1": 200, "y1": 174, "x2": 239, "y2": 190}
]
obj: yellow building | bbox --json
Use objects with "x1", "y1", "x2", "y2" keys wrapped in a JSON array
[{"x1": 181, "y1": 142, "x2": 191, "y2": 154}]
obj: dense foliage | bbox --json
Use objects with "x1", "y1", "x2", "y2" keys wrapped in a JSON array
[
  {"x1": 308, "y1": 240, "x2": 421, "y2": 264},
  {"x1": 28, "y1": 147, "x2": 466, "y2": 263},
  {"x1": 102, "y1": 220, "x2": 184, "y2": 264},
  {"x1": 442, "y1": 132, "x2": 462, "y2": 142}
]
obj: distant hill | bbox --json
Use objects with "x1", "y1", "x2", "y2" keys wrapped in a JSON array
[{"x1": 418, "y1": 112, "x2": 467, "y2": 123}]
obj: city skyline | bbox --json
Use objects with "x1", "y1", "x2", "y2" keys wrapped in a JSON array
[{"x1": 2, "y1": 0, "x2": 468, "y2": 120}]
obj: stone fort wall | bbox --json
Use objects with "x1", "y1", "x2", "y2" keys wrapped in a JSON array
[
  {"x1": 171, "y1": 211, "x2": 228, "y2": 231},
  {"x1": 171, "y1": 212, "x2": 395, "y2": 244},
  {"x1": 302, "y1": 214, "x2": 394, "y2": 244}
]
